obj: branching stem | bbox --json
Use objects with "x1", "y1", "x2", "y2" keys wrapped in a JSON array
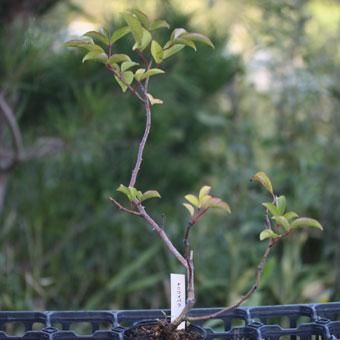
[
  {"x1": 105, "y1": 65, "x2": 145, "y2": 102},
  {"x1": 109, "y1": 54, "x2": 186, "y2": 268},
  {"x1": 109, "y1": 197, "x2": 141, "y2": 216},
  {"x1": 187, "y1": 237, "x2": 276, "y2": 321},
  {"x1": 106, "y1": 47, "x2": 286, "y2": 324}
]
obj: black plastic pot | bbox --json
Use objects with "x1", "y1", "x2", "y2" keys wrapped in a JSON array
[
  {"x1": 0, "y1": 303, "x2": 339, "y2": 339},
  {"x1": 116, "y1": 319, "x2": 207, "y2": 339}
]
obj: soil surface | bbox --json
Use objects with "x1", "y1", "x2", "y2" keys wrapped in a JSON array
[{"x1": 125, "y1": 320, "x2": 204, "y2": 339}]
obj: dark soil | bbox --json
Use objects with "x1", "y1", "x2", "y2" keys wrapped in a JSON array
[{"x1": 125, "y1": 320, "x2": 204, "y2": 339}]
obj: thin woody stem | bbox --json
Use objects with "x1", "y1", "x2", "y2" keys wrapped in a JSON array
[
  {"x1": 172, "y1": 250, "x2": 196, "y2": 328},
  {"x1": 172, "y1": 209, "x2": 209, "y2": 327},
  {"x1": 105, "y1": 65, "x2": 145, "y2": 102},
  {"x1": 187, "y1": 251, "x2": 195, "y2": 303},
  {"x1": 136, "y1": 49, "x2": 149, "y2": 68},
  {"x1": 129, "y1": 60, "x2": 152, "y2": 188},
  {"x1": 183, "y1": 209, "x2": 208, "y2": 258},
  {"x1": 106, "y1": 53, "x2": 186, "y2": 268},
  {"x1": 186, "y1": 202, "x2": 294, "y2": 321},
  {"x1": 171, "y1": 208, "x2": 211, "y2": 326},
  {"x1": 129, "y1": 95, "x2": 150, "y2": 188},
  {"x1": 137, "y1": 203, "x2": 188, "y2": 268},
  {"x1": 183, "y1": 221, "x2": 194, "y2": 259},
  {"x1": 109, "y1": 197, "x2": 141, "y2": 216},
  {"x1": 106, "y1": 44, "x2": 144, "y2": 102},
  {"x1": 187, "y1": 237, "x2": 276, "y2": 321}
]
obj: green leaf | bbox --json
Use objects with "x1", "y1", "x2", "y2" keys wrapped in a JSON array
[
  {"x1": 262, "y1": 202, "x2": 279, "y2": 216},
  {"x1": 170, "y1": 28, "x2": 187, "y2": 40},
  {"x1": 110, "y1": 26, "x2": 130, "y2": 44},
  {"x1": 123, "y1": 12, "x2": 143, "y2": 44},
  {"x1": 139, "y1": 68, "x2": 165, "y2": 80},
  {"x1": 174, "y1": 38, "x2": 197, "y2": 51},
  {"x1": 122, "y1": 71, "x2": 134, "y2": 85},
  {"x1": 141, "y1": 190, "x2": 161, "y2": 201},
  {"x1": 259, "y1": 229, "x2": 280, "y2": 241},
  {"x1": 136, "y1": 190, "x2": 143, "y2": 201},
  {"x1": 151, "y1": 40, "x2": 164, "y2": 64},
  {"x1": 117, "y1": 184, "x2": 137, "y2": 200},
  {"x1": 117, "y1": 184, "x2": 130, "y2": 197},
  {"x1": 163, "y1": 44, "x2": 185, "y2": 59},
  {"x1": 134, "y1": 68, "x2": 146, "y2": 81},
  {"x1": 185, "y1": 194, "x2": 200, "y2": 208},
  {"x1": 272, "y1": 216, "x2": 290, "y2": 231},
  {"x1": 121, "y1": 61, "x2": 139, "y2": 72},
  {"x1": 133, "y1": 28, "x2": 152, "y2": 51},
  {"x1": 199, "y1": 194, "x2": 212, "y2": 207},
  {"x1": 130, "y1": 9, "x2": 150, "y2": 28},
  {"x1": 252, "y1": 171, "x2": 274, "y2": 195},
  {"x1": 117, "y1": 185, "x2": 143, "y2": 201},
  {"x1": 199, "y1": 186, "x2": 211, "y2": 200},
  {"x1": 65, "y1": 38, "x2": 94, "y2": 49},
  {"x1": 84, "y1": 30, "x2": 109, "y2": 45},
  {"x1": 180, "y1": 32, "x2": 215, "y2": 48},
  {"x1": 276, "y1": 195, "x2": 287, "y2": 215},
  {"x1": 85, "y1": 44, "x2": 105, "y2": 53},
  {"x1": 65, "y1": 39, "x2": 105, "y2": 54},
  {"x1": 150, "y1": 19, "x2": 170, "y2": 30},
  {"x1": 146, "y1": 93, "x2": 163, "y2": 105},
  {"x1": 129, "y1": 187, "x2": 139, "y2": 201},
  {"x1": 82, "y1": 51, "x2": 108, "y2": 63},
  {"x1": 183, "y1": 203, "x2": 195, "y2": 217},
  {"x1": 290, "y1": 218, "x2": 323, "y2": 230},
  {"x1": 284, "y1": 211, "x2": 299, "y2": 221},
  {"x1": 108, "y1": 54, "x2": 131, "y2": 64},
  {"x1": 114, "y1": 76, "x2": 127, "y2": 92},
  {"x1": 109, "y1": 62, "x2": 119, "y2": 71},
  {"x1": 163, "y1": 40, "x2": 172, "y2": 49},
  {"x1": 205, "y1": 197, "x2": 231, "y2": 213}
]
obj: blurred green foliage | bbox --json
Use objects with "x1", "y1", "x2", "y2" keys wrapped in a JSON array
[{"x1": 0, "y1": 0, "x2": 339, "y2": 310}]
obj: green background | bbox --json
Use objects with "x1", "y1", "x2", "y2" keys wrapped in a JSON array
[{"x1": 0, "y1": 0, "x2": 339, "y2": 310}]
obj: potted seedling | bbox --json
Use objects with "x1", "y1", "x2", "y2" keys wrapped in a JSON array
[{"x1": 66, "y1": 9, "x2": 323, "y2": 339}]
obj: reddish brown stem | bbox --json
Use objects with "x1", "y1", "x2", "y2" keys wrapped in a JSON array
[
  {"x1": 136, "y1": 49, "x2": 149, "y2": 68},
  {"x1": 187, "y1": 237, "x2": 276, "y2": 321}
]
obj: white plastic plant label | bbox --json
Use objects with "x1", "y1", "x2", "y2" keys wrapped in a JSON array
[{"x1": 170, "y1": 273, "x2": 186, "y2": 329}]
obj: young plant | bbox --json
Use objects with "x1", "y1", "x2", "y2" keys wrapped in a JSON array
[{"x1": 66, "y1": 10, "x2": 323, "y2": 329}]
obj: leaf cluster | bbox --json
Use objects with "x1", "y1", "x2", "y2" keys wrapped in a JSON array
[
  {"x1": 252, "y1": 172, "x2": 323, "y2": 241},
  {"x1": 183, "y1": 185, "x2": 231, "y2": 218},
  {"x1": 65, "y1": 9, "x2": 214, "y2": 99},
  {"x1": 117, "y1": 184, "x2": 161, "y2": 203}
]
